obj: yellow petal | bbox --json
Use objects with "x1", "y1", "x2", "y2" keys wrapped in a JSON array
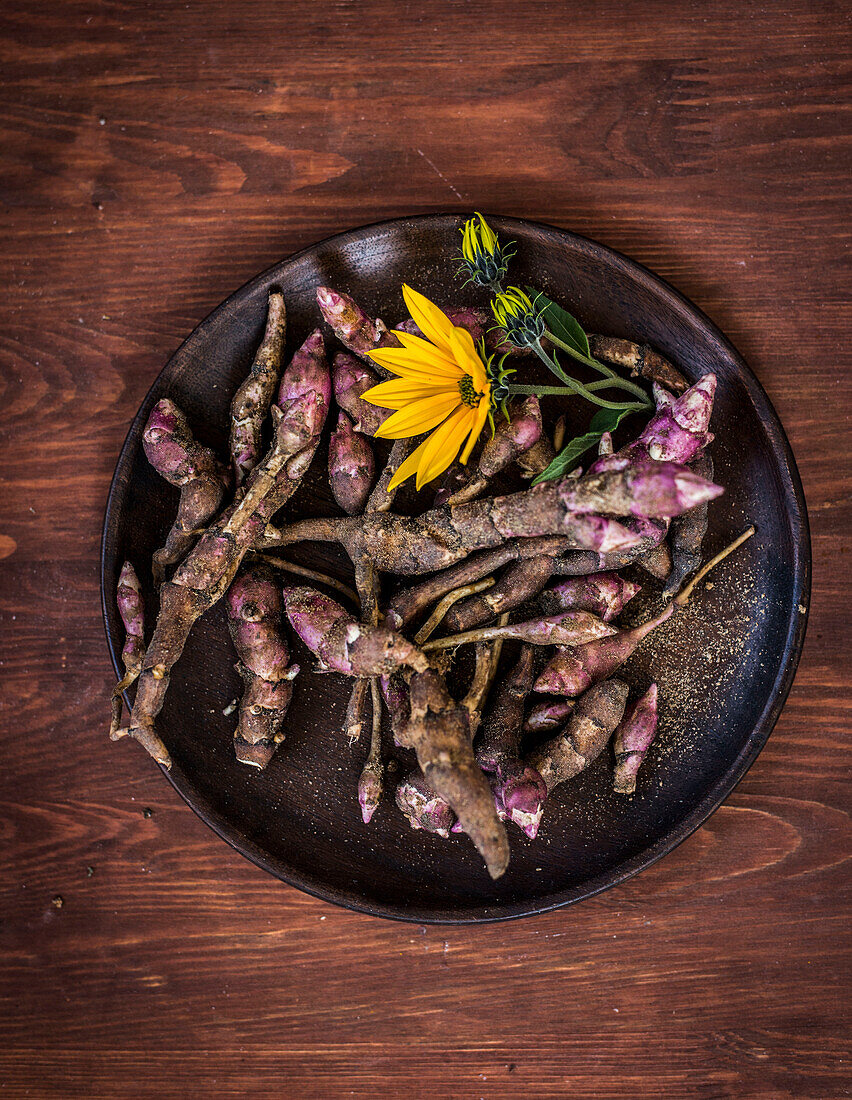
[
  {"x1": 368, "y1": 346, "x2": 460, "y2": 381},
  {"x1": 392, "y1": 328, "x2": 461, "y2": 365},
  {"x1": 459, "y1": 397, "x2": 490, "y2": 464},
  {"x1": 386, "y1": 436, "x2": 432, "y2": 492},
  {"x1": 402, "y1": 285, "x2": 455, "y2": 355},
  {"x1": 414, "y1": 406, "x2": 473, "y2": 489},
  {"x1": 374, "y1": 392, "x2": 461, "y2": 439},
  {"x1": 476, "y1": 212, "x2": 496, "y2": 252},
  {"x1": 362, "y1": 378, "x2": 455, "y2": 410},
  {"x1": 448, "y1": 325, "x2": 486, "y2": 383}
]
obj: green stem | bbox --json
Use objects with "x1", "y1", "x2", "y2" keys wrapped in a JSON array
[
  {"x1": 507, "y1": 382, "x2": 645, "y2": 411},
  {"x1": 584, "y1": 376, "x2": 653, "y2": 402},
  {"x1": 528, "y1": 341, "x2": 647, "y2": 411},
  {"x1": 543, "y1": 328, "x2": 616, "y2": 379},
  {"x1": 542, "y1": 328, "x2": 651, "y2": 403}
]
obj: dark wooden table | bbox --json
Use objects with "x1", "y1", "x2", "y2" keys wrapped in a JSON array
[{"x1": 1, "y1": 3, "x2": 849, "y2": 1096}]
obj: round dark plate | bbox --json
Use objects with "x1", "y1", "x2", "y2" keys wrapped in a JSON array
[{"x1": 101, "y1": 214, "x2": 810, "y2": 923}]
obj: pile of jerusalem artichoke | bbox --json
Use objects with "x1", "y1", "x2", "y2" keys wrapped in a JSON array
[{"x1": 109, "y1": 281, "x2": 749, "y2": 881}]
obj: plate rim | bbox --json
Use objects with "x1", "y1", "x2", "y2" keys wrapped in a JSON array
[{"x1": 101, "y1": 212, "x2": 811, "y2": 924}]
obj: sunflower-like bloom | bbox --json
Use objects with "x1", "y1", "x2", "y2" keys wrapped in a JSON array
[
  {"x1": 362, "y1": 285, "x2": 492, "y2": 491},
  {"x1": 458, "y1": 212, "x2": 514, "y2": 288},
  {"x1": 491, "y1": 286, "x2": 545, "y2": 349}
]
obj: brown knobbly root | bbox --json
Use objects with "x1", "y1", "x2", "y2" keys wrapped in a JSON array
[
  {"x1": 230, "y1": 290, "x2": 287, "y2": 485},
  {"x1": 475, "y1": 646, "x2": 547, "y2": 837},
  {"x1": 400, "y1": 670, "x2": 510, "y2": 878},
  {"x1": 252, "y1": 554, "x2": 359, "y2": 605},
  {"x1": 385, "y1": 537, "x2": 569, "y2": 630},
  {"x1": 423, "y1": 609, "x2": 616, "y2": 652},
  {"x1": 516, "y1": 435, "x2": 555, "y2": 479},
  {"x1": 345, "y1": 678, "x2": 369, "y2": 744},
  {"x1": 662, "y1": 453, "x2": 713, "y2": 600},
  {"x1": 276, "y1": 465, "x2": 671, "y2": 577},
  {"x1": 587, "y1": 335, "x2": 688, "y2": 394},
  {"x1": 284, "y1": 586, "x2": 429, "y2": 676},
  {"x1": 612, "y1": 683, "x2": 659, "y2": 794},
  {"x1": 358, "y1": 680, "x2": 384, "y2": 823},
  {"x1": 635, "y1": 538, "x2": 673, "y2": 581},
  {"x1": 366, "y1": 438, "x2": 414, "y2": 513},
  {"x1": 525, "y1": 679, "x2": 629, "y2": 836},
  {"x1": 523, "y1": 698, "x2": 575, "y2": 734},
  {"x1": 122, "y1": 334, "x2": 330, "y2": 766},
  {"x1": 395, "y1": 770, "x2": 456, "y2": 836},
  {"x1": 443, "y1": 552, "x2": 561, "y2": 632},
  {"x1": 110, "y1": 562, "x2": 145, "y2": 737},
  {"x1": 226, "y1": 564, "x2": 298, "y2": 769},
  {"x1": 142, "y1": 399, "x2": 230, "y2": 587}
]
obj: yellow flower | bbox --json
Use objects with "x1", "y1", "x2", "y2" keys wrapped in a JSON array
[
  {"x1": 458, "y1": 212, "x2": 514, "y2": 288},
  {"x1": 461, "y1": 212, "x2": 498, "y2": 265},
  {"x1": 362, "y1": 285, "x2": 492, "y2": 491},
  {"x1": 491, "y1": 286, "x2": 545, "y2": 349}
]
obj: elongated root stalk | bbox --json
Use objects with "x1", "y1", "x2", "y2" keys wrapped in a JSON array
[
  {"x1": 674, "y1": 526, "x2": 755, "y2": 606},
  {"x1": 400, "y1": 669, "x2": 509, "y2": 878},
  {"x1": 251, "y1": 554, "x2": 358, "y2": 605},
  {"x1": 414, "y1": 579, "x2": 495, "y2": 646},
  {"x1": 358, "y1": 680, "x2": 384, "y2": 822},
  {"x1": 423, "y1": 609, "x2": 616, "y2": 653},
  {"x1": 274, "y1": 462, "x2": 719, "y2": 578},
  {"x1": 588, "y1": 335, "x2": 688, "y2": 394},
  {"x1": 109, "y1": 562, "x2": 145, "y2": 738},
  {"x1": 230, "y1": 290, "x2": 287, "y2": 484},
  {"x1": 345, "y1": 678, "x2": 369, "y2": 745}
]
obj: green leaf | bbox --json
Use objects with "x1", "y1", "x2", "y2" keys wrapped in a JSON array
[
  {"x1": 589, "y1": 405, "x2": 633, "y2": 434},
  {"x1": 527, "y1": 288, "x2": 590, "y2": 358},
  {"x1": 531, "y1": 430, "x2": 601, "y2": 485},
  {"x1": 531, "y1": 406, "x2": 636, "y2": 485}
]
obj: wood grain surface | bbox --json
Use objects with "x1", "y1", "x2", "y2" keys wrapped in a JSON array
[{"x1": 0, "y1": 1, "x2": 849, "y2": 1096}]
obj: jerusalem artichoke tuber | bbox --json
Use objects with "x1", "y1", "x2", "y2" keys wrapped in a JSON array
[
  {"x1": 535, "y1": 603, "x2": 674, "y2": 696},
  {"x1": 328, "y1": 412, "x2": 375, "y2": 515},
  {"x1": 142, "y1": 399, "x2": 230, "y2": 587},
  {"x1": 229, "y1": 290, "x2": 287, "y2": 485},
  {"x1": 612, "y1": 683, "x2": 659, "y2": 794},
  {"x1": 225, "y1": 564, "x2": 298, "y2": 768}
]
